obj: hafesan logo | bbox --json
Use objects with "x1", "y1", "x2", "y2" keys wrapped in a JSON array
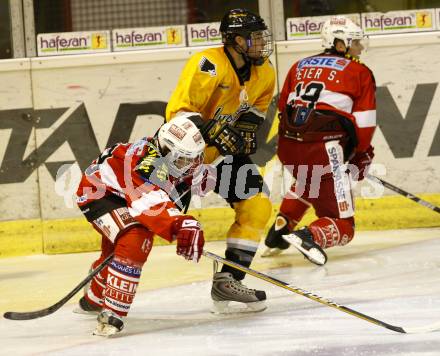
[
  {"x1": 37, "y1": 31, "x2": 111, "y2": 56},
  {"x1": 187, "y1": 22, "x2": 222, "y2": 46},
  {"x1": 286, "y1": 14, "x2": 360, "y2": 39},
  {"x1": 112, "y1": 26, "x2": 186, "y2": 51},
  {"x1": 361, "y1": 9, "x2": 435, "y2": 34}
]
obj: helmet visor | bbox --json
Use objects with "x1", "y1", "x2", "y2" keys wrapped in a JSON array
[{"x1": 168, "y1": 151, "x2": 205, "y2": 178}]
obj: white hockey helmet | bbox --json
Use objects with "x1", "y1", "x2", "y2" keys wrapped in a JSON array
[
  {"x1": 158, "y1": 112, "x2": 205, "y2": 178},
  {"x1": 321, "y1": 16, "x2": 364, "y2": 49}
]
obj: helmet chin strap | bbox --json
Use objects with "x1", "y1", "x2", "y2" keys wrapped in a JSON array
[{"x1": 233, "y1": 41, "x2": 263, "y2": 66}]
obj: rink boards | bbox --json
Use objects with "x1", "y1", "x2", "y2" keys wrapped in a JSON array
[{"x1": 0, "y1": 31, "x2": 439, "y2": 257}]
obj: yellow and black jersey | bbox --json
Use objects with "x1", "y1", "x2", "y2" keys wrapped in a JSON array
[{"x1": 166, "y1": 46, "x2": 275, "y2": 162}]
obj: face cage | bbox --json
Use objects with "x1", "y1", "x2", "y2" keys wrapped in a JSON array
[
  {"x1": 166, "y1": 151, "x2": 205, "y2": 178},
  {"x1": 245, "y1": 29, "x2": 273, "y2": 62}
]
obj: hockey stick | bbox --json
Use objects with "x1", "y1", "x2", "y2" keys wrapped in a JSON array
[
  {"x1": 3, "y1": 253, "x2": 114, "y2": 321},
  {"x1": 203, "y1": 250, "x2": 440, "y2": 334},
  {"x1": 367, "y1": 174, "x2": 440, "y2": 214}
]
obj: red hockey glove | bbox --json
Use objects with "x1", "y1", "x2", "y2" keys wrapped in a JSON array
[
  {"x1": 349, "y1": 145, "x2": 374, "y2": 181},
  {"x1": 173, "y1": 217, "x2": 205, "y2": 262}
]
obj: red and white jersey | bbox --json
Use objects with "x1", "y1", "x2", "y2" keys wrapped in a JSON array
[
  {"x1": 279, "y1": 53, "x2": 376, "y2": 152},
  {"x1": 76, "y1": 137, "x2": 184, "y2": 242}
]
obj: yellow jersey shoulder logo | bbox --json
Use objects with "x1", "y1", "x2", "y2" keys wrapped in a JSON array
[{"x1": 199, "y1": 57, "x2": 217, "y2": 77}]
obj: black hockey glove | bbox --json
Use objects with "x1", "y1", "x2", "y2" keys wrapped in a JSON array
[
  {"x1": 201, "y1": 119, "x2": 245, "y2": 156},
  {"x1": 232, "y1": 109, "x2": 265, "y2": 155}
]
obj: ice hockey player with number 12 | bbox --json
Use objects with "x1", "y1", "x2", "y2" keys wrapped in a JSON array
[
  {"x1": 74, "y1": 113, "x2": 206, "y2": 336},
  {"x1": 262, "y1": 16, "x2": 376, "y2": 265}
]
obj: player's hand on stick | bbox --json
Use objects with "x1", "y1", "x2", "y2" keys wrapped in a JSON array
[
  {"x1": 233, "y1": 108, "x2": 265, "y2": 155},
  {"x1": 202, "y1": 120, "x2": 245, "y2": 156},
  {"x1": 349, "y1": 145, "x2": 374, "y2": 181},
  {"x1": 173, "y1": 217, "x2": 205, "y2": 262}
]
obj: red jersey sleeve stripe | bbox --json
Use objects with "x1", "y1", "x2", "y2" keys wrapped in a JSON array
[
  {"x1": 128, "y1": 189, "x2": 172, "y2": 217},
  {"x1": 353, "y1": 110, "x2": 376, "y2": 128}
]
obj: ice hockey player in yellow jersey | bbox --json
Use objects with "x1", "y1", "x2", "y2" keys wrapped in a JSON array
[{"x1": 166, "y1": 8, "x2": 275, "y2": 314}]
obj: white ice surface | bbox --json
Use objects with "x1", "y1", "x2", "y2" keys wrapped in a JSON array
[{"x1": 2, "y1": 234, "x2": 440, "y2": 356}]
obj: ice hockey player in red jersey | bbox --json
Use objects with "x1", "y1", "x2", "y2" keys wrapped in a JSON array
[
  {"x1": 262, "y1": 16, "x2": 376, "y2": 265},
  {"x1": 75, "y1": 113, "x2": 206, "y2": 336}
]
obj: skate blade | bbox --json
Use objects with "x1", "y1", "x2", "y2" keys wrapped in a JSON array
[
  {"x1": 211, "y1": 301, "x2": 267, "y2": 315},
  {"x1": 261, "y1": 247, "x2": 284, "y2": 257},
  {"x1": 93, "y1": 323, "x2": 120, "y2": 337},
  {"x1": 73, "y1": 307, "x2": 100, "y2": 316},
  {"x1": 282, "y1": 234, "x2": 326, "y2": 266}
]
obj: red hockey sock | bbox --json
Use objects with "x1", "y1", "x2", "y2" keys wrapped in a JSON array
[
  {"x1": 103, "y1": 258, "x2": 141, "y2": 316},
  {"x1": 85, "y1": 259, "x2": 108, "y2": 308},
  {"x1": 102, "y1": 227, "x2": 153, "y2": 317},
  {"x1": 309, "y1": 217, "x2": 354, "y2": 249},
  {"x1": 84, "y1": 237, "x2": 114, "y2": 308}
]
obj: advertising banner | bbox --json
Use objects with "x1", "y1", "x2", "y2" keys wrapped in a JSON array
[
  {"x1": 187, "y1": 22, "x2": 222, "y2": 47},
  {"x1": 361, "y1": 9, "x2": 436, "y2": 34},
  {"x1": 37, "y1": 31, "x2": 111, "y2": 57},
  {"x1": 286, "y1": 14, "x2": 361, "y2": 40},
  {"x1": 112, "y1": 26, "x2": 186, "y2": 51}
]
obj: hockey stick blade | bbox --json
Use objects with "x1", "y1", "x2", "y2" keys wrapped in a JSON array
[
  {"x1": 3, "y1": 253, "x2": 114, "y2": 321},
  {"x1": 203, "y1": 251, "x2": 440, "y2": 334}
]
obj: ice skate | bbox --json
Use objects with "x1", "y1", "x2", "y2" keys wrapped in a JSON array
[
  {"x1": 93, "y1": 310, "x2": 124, "y2": 337},
  {"x1": 282, "y1": 227, "x2": 327, "y2": 266},
  {"x1": 73, "y1": 296, "x2": 101, "y2": 315},
  {"x1": 261, "y1": 215, "x2": 291, "y2": 257},
  {"x1": 211, "y1": 271, "x2": 267, "y2": 314}
]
